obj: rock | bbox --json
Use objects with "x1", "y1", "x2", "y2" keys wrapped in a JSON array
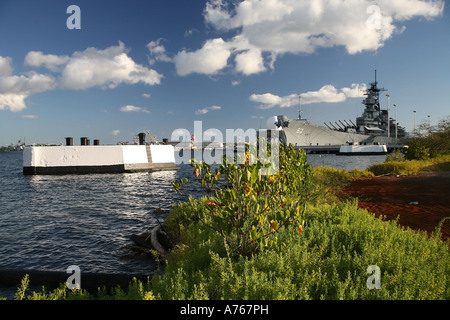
[
  {"x1": 130, "y1": 234, "x2": 152, "y2": 249},
  {"x1": 151, "y1": 226, "x2": 169, "y2": 259}
]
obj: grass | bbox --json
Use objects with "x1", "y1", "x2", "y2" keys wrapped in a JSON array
[
  {"x1": 367, "y1": 154, "x2": 450, "y2": 176},
  {"x1": 149, "y1": 202, "x2": 449, "y2": 300},
  {"x1": 306, "y1": 166, "x2": 374, "y2": 205}
]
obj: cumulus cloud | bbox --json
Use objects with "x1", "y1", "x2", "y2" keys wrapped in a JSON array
[
  {"x1": 24, "y1": 51, "x2": 69, "y2": 72},
  {"x1": 340, "y1": 83, "x2": 367, "y2": 98},
  {"x1": 0, "y1": 56, "x2": 56, "y2": 112},
  {"x1": 59, "y1": 41, "x2": 162, "y2": 90},
  {"x1": 25, "y1": 42, "x2": 163, "y2": 90},
  {"x1": 235, "y1": 48, "x2": 266, "y2": 75},
  {"x1": 111, "y1": 130, "x2": 121, "y2": 136},
  {"x1": 205, "y1": 0, "x2": 443, "y2": 54},
  {"x1": 174, "y1": 38, "x2": 232, "y2": 76},
  {"x1": 250, "y1": 92, "x2": 296, "y2": 110},
  {"x1": 250, "y1": 83, "x2": 367, "y2": 109},
  {"x1": 0, "y1": 94, "x2": 28, "y2": 112},
  {"x1": 175, "y1": 0, "x2": 444, "y2": 76},
  {"x1": 120, "y1": 105, "x2": 150, "y2": 113},
  {"x1": 195, "y1": 105, "x2": 222, "y2": 115},
  {"x1": 1, "y1": 42, "x2": 164, "y2": 112}
]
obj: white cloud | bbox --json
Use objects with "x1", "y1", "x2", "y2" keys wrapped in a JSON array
[
  {"x1": 147, "y1": 39, "x2": 172, "y2": 65},
  {"x1": 142, "y1": 93, "x2": 151, "y2": 98},
  {"x1": 120, "y1": 105, "x2": 150, "y2": 113},
  {"x1": 0, "y1": 56, "x2": 14, "y2": 76},
  {"x1": 24, "y1": 51, "x2": 69, "y2": 71},
  {"x1": 250, "y1": 92, "x2": 297, "y2": 109},
  {"x1": 111, "y1": 130, "x2": 120, "y2": 136},
  {"x1": 184, "y1": 28, "x2": 199, "y2": 37},
  {"x1": 0, "y1": 94, "x2": 28, "y2": 112},
  {"x1": 174, "y1": 38, "x2": 232, "y2": 76},
  {"x1": 0, "y1": 56, "x2": 56, "y2": 112},
  {"x1": 26, "y1": 42, "x2": 163, "y2": 90},
  {"x1": 204, "y1": 0, "x2": 294, "y2": 30},
  {"x1": 301, "y1": 85, "x2": 347, "y2": 105},
  {"x1": 340, "y1": 83, "x2": 367, "y2": 98},
  {"x1": 250, "y1": 83, "x2": 367, "y2": 109},
  {"x1": 235, "y1": 48, "x2": 266, "y2": 75},
  {"x1": 59, "y1": 41, "x2": 162, "y2": 90},
  {"x1": 195, "y1": 0, "x2": 445, "y2": 75},
  {"x1": 22, "y1": 114, "x2": 39, "y2": 119},
  {"x1": 195, "y1": 105, "x2": 222, "y2": 115},
  {"x1": 2, "y1": 42, "x2": 164, "y2": 113}
]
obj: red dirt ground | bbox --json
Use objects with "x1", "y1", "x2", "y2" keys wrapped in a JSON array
[{"x1": 342, "y1": 170, "x2": 450, "y2": 241}]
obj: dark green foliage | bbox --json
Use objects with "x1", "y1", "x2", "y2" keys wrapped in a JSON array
[{"x1": 150, "y1": 202, "x2": 449, "y2": 300}]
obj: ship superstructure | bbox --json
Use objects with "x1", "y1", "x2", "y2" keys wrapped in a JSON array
[{"x1": 273, "y1": 71, "x2": 406, "y2": 150}]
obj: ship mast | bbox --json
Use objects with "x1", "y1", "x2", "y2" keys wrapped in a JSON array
[{"x1": 298, "y1": 95, "x2": 302, "y2": 120}]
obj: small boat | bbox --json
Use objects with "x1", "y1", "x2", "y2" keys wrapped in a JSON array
[{"x1": 337, "y1": 142, "x2": 387, "y2": 156}]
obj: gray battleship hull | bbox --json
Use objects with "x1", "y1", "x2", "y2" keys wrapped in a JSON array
[{"x1": 279, "y1": 119, "x2": 395, "y2": 148}]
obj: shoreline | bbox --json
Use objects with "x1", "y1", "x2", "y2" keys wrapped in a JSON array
[
  {"x1": 342, "y1": 170, "x2": 450, "y2": 241},
  {"x1": 0, "y1": 269, "x2": 151, "y2": 296}
]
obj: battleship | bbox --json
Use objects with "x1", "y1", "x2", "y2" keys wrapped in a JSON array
[{"x1": 272, "y1": 71, "x2": 406, "y2": 153}]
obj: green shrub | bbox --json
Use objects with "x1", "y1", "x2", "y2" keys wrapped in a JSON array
[
  {"x1": 404, "y1": 140, "x2": 430, "y2": 161},
  {"x1": 172, "y1": 143, "x2": 312, "y2": 257},
  {"x1": 406, "y1": 116, "x2": 449, "y2": 159},
  {"x1": 150, "y1": 202, "x2": 449, "y2": 300},
  {"x1": 368, "y1": 155, "x2": 450, "y2": 176}
]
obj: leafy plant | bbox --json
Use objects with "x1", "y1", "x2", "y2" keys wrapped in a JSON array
[
  {"x1": 404, "y1": 140, "x2": 430, "y2": 161},
  {"x1": 14, "y1": 274, "x2": 29, "y2": 300},
  {"x1": 173, "y1": 143, "x2": 312, "y2": 257}
]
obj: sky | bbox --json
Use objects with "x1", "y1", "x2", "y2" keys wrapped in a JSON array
[{"x1": 0, "y1": 0, "x2": 449, "y2": 146}]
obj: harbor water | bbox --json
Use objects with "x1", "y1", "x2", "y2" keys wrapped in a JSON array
[{"x1": 0, "y1": 151, "x2": 385, "y2": 282}]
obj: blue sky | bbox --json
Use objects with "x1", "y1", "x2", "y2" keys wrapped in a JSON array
[{"x1": 0, "y1": 0, "x2": 449, "y2": 146}]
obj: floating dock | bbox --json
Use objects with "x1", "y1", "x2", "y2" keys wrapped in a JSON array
[{"x1": 23, "y1": 136, "x2": 179, "y2": 175}]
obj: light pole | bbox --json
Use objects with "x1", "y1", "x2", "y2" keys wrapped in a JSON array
[
  {"x1": 394, "y1": 104, "x2": 398, "y2": 144},
  {"x1": 427, "y1": 115, "x2": 431, "y2": 130},
  {"x1": 413, "y1": 110, "x2": 416, "y2": 136},
  {"x1": 386, "y1": 94, "x2": 390, "y2": 138}
]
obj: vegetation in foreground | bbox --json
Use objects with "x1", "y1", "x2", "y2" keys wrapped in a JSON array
[{"x1": 5, "y1": 139, "x2": 449, "y2": 300}]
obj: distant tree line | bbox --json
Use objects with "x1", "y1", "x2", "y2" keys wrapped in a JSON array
[{"x1": 405, "y1": 116, "x2": 450, "y2": 160}]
